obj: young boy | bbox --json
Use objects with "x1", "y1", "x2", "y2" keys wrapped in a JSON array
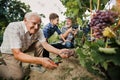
[
  {"x1": 43, "y1": 13, "x2": 65, "y2": 42},
  {"x1": 42, "y1": 13, "x2": 68, "y2": 58},
  {"x1": 43, "y1": 13, "x2": 66, "y2": 49}
]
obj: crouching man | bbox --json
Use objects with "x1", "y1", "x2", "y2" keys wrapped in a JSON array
[{"x1": 0, "y1": 12, "x2": 73, "y2": 80}]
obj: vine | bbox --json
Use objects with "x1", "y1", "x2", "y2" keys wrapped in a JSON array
[{"x1": 60, "y1": 0, "x2": 120, "y2": 80}]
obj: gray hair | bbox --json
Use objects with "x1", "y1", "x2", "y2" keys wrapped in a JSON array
[{"x1": 24, "y1": 12, "x2": 41, "y2": 20}]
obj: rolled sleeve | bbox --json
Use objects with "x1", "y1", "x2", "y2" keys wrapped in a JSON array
[
  {"x1": 56, "y1": 27, "x2": 62, "y2": 35},
  {"x1": 43, "y1": 29, "x2": 49, "y2": 39}
]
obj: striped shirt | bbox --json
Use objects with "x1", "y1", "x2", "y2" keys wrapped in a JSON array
[{"x1": 0, "y1": 21, "x2": 46, "y2": 54}]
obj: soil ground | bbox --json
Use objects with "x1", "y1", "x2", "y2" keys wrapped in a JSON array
[
  {"x1": 28, "y1": 53, "x2": 102, "y2": 80},
  {"x1": 0, "y1": 51, "x2": 103, "y2": 80}
]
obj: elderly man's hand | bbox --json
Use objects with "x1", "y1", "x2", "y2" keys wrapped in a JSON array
[
  {"x1": 41, "y1": 58, "x2": 58, "y2": 69},
  {"x1": 59, "y1": 49, "x2": 75, "y2": 58}
]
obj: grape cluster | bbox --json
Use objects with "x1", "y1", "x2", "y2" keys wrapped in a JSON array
[{"x1": 89, "y1": 10, "x2": 118, "y2": 39}]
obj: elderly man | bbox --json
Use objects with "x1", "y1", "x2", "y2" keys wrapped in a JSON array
[
  {"x1": 0, "y1": 12, "x2": 73, "y2": 80},
  {"x1": 61, "y1": 17, "x2": 78, "y2": 48}
]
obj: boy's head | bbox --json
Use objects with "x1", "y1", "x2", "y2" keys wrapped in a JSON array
[{"x1": 49, "y1": 13, "x2": 59, "y2": 26}]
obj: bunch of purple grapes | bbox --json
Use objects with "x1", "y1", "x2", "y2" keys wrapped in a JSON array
[{"x1": 89, "y1": 10, "x2": 118, "y2": 39}]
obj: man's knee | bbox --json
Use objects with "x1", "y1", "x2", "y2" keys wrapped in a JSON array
[
  {"x1": 34, "y1": 41, "x2": 43, "y2": 49},
  {"x1": 11, "y1": 73, "x2": 24, "y2": 80},
  {"x1": 0, "y1": 71, "x2": 24, "y2": 80},
  {"x1": 4, "y1": 75, "x2": 23, "y2": 80},
  {"x1": 0, "y1": 60, "x2": 24, "y2": 80}
]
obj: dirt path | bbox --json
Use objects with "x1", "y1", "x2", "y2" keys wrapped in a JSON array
[{"x1": 28, "y1": 55, "x2": 102, "y2": 80}]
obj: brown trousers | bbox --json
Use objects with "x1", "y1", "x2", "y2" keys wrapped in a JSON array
[{"x1": 0, "y1": 41, "x2": 44, "y2": 80}]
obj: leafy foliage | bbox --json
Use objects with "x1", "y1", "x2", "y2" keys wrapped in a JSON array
[
  {"x1": 60, "y1": 0, "x2": 109, "y2": 26},
  {"x1": 0, "y1": 0, "x2": 31, "y2": 23},
  {"x1": 0, "y1": 0, "x2": 31, "y2": 44},
  {"x1": 0, "y1": 0, "x2": 31, "y2": 34},
  {"x1": 61, "y1": 0, "x2": 120, "y2": 79}
]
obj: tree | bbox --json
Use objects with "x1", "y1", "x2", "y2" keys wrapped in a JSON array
[
  {"x1": 0, "y1": 0, "x2": 31, "y2": 44},
  {"x1": 0, "y1": 0, "x2": 31, "y2": 33}
]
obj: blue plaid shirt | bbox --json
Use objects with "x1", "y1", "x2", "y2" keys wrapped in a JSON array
[{"x1": 43, "y1": 23, "x2": 62, "y2": 39}]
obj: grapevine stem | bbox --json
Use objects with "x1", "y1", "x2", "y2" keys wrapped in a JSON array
[
  {"x1": 105, "y1": 37, "x2": 108, "y2": 48},
  {"x1": 97, "y1": 0, "x2": 100, "y2": 10},
  {"x1": 90, "y1": 0, "x2": 92, "y2": 12},
  {"x1": 90, "y1": 0, "x2": 93, "y2": 42},
  {"x1": 90, "y1": 27, "x2": 92, "y2": 41}
]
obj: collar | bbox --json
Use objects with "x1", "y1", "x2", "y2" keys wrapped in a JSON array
[
  {"x1": 49, "y1": 23, "x2": 55, "y2": 28},
  {"x1": 21, "y1": 21, "x2": 28, "y2": 33}
]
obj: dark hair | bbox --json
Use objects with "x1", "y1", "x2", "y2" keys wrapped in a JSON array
[{"x1": 49, "y1": 13, "x2": 59, "y2": 20}]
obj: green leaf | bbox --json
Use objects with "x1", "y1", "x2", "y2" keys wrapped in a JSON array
[
  {"x1": 109, "y1": 54, "x2": 120, "y2": 66},
  {"x1": 93, "y1": 0, "x2": 98, "y2": 4},
  {"x1": 80, "y1": 59, "x2": 86, "y2": 67},
  {"x1": 66, "y1": 1, "x2": 72, "y2": 7},
  {"x1": 76, "y1": 48, "x2": 86, "y2": 58},
  {"x1": 96, "y1": 39, "x2": 105, "y2": 47},
  {"x1": 77, "y1": 17, "x2": 82, "y2": 25},
  {"x1": 91, "y1": 50, "x2": 105, "y2": 64},
  {"x1": 101, "y1": 0, "x2": 109, "y2": 4},
  {"x1": 73, "y1": 8, "x2": 79, "y2": 16},
  {"x1": 102, "y1": 62, "x2": 108, "y2": 70},
  {"x1": 76, "y1": 0, "x2": 82, "y2": 9},
  {"x1": 85, "y1": 61, "x2": 100, "y2": 75}
]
